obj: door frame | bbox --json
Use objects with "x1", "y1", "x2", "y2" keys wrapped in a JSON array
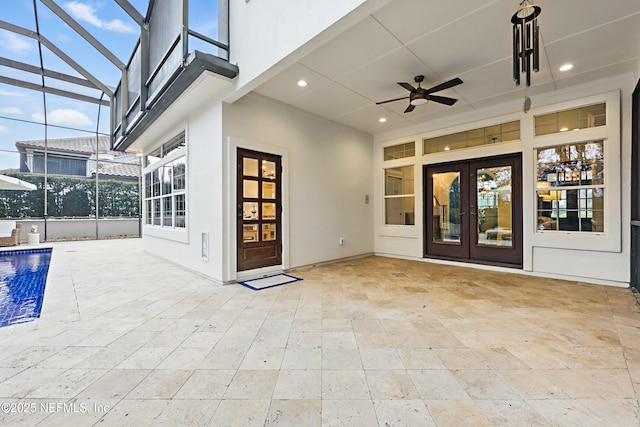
[
  {"x1": 237, "y1": 148, "x2": 283, "y2": 272},
  {"x1": 226, "y1": 138, "x2": 289, "y2": 282},
  {"x1": 424, "y1": 153, "x2": 523, "y2": 267}
]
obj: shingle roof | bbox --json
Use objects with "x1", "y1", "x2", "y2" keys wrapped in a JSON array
[
  {"x1": 15, "y1": 135, "x2": 116, "y2": 156},
  {"x1": 94, "y1": 160, "x2": 140, "y2": 180}
]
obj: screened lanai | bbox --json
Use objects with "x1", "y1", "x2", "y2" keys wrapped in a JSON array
[{"x1": 0, "y1": 0, "x2": 233, "y2": 241}]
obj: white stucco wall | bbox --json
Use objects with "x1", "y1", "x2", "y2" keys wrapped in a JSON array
[
  {"x1": 227, "y1": 0, "x2": 391, "y2": 103},
  {"x1": 125, "y1": 73, "x2": 231, "y2": 283},
  {"x1": 374, "y1": 74, "x2": 635, "y2": 287},
  {"x1": 222, "y1": 93, "x2": 374, "y2": 281}
]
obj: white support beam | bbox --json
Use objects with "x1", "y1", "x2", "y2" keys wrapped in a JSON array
[{"x1": 39, "y1": 0, "x2": 126, "y2": 70}]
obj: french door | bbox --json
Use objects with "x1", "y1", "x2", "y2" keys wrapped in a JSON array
[
  {"x1": 237, "y1": 148, "x2": 282, "y2": 271},
  {"x1": 424, "y1": 154, "x2": 522, "y2": 266}
]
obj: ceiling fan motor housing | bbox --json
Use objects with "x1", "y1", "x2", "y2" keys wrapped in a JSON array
[{"x1": 410, "y1": 91, "x2": 428, "y2": 106}]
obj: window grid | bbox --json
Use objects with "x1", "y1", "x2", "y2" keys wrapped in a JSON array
[
  {"x1": 536, "y1": 140, "x2": 604, "y2": 233},
  {"x1": 384, "y1": 165, "x2": 415, "y2": 226},
  {"x1": 534, "y1": 103, "x2": 606, "y2": 136},
  {"x1": 144, "y1": 135, "x2": 186, "y2": 229},
  {"x1": 423, "y1": 121, "x2": 520, "y2": 154},
  {"x1": 384, "y1": 142, "x2": 415, "y2": 161}
]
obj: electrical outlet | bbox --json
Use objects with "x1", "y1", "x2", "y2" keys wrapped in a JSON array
[{"x1": 339, "y1": 237, "x2": 344, "y2": 245}]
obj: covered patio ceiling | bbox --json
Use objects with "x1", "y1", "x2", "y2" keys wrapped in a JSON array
[{"x1": 253, "y1": 0, "x2": 640, "y2": 135}]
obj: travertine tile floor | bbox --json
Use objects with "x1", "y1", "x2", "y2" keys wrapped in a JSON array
[{"x1": 1, "y1": 239, "x2": 640, "y2": 426}]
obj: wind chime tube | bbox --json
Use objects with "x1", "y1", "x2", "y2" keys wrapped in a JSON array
[
  {"x1": 533, "y1": 18, "x2": 539, "y2": 72},
  {"x1": 520, "y1": 18, "x2": 527, "y2": 73},
  {"x1": 527, "y1": 17, "x2": 534, "y2": 86},
  {"x1": 513, "y1": 24, "x2": 520, "y2": 85}
]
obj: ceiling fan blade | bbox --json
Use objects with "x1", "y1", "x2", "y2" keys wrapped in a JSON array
[
  {"x1": 398, "y1": 82, "x2": 418, "y2": 93},
  {"x1": 426, "y1": 77, "x2": 463, "y2": 94},
  {"x1": 376, "y1": 96, "x2": 409, "y2": 105},
  {"x1": 428, "y1": 95, "x2": 458, "y2": 106},
  {"x1": 404, "y1": 104, "x2": 415, "y2": 113}
]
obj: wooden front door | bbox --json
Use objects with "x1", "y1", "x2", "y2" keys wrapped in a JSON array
[
  {"x1": 425, "y1": 154, "x2": 523, "y2": 267},
  {"x1": 237, "y1": 148, "x2": 282, "y2": 271}
]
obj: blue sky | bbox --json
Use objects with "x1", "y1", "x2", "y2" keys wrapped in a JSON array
[{"x1": 0, "y1": 0, "x2": 220, "y2": 170}]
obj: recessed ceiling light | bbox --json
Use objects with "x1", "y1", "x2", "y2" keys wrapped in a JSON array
[
  {"x1": 559, "y1": 64, "x2": 573, "y2": 72},
  {"x1": 297, "y1": 80, "x2": 307, "y2": 87},
  {"x1": 560, "y1": 127, "x2": 569, "y2": 132},
  {"x1": 444, "y1": 146, "x2": 450, "y2": 151},
  {"x1": 378, "y1": 118, "x2": 387, "y2": 123}
]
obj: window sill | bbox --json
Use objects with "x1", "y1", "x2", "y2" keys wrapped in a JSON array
[{"x1": 144, "y1": 225, "x2": 188, "y2": 243}]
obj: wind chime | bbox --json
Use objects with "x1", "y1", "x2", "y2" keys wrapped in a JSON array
[{"x1": 512, "y1": 0, "x2": 541, "y2": 87}]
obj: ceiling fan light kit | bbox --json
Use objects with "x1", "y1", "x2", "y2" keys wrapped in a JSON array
[{"x1": 376, "y1": 75, "x2": 463, "y2": 113}]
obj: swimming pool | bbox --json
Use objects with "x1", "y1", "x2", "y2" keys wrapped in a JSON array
[{"x1": 0, "y1": 248, "x2": 52, "y2": 328}]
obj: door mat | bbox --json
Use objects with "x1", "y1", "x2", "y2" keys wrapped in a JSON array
[{"x1": 238, "y1": 274, "x2": 303, "y2": 291}]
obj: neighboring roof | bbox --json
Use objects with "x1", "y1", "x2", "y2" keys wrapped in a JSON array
[
  {"x1": 15, "y1": 135, "x2": 114, "y2": 156},
  {"x1": 92, "y1": 160, "x2": 140, "y2": 180}
]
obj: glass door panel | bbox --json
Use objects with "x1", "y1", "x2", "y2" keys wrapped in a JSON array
[
  {"x1": 476, "y1": 166, "x2": 513, "y2": 247},
  {"x1": 425, "y1": 154, "x2": 522, "y2": 266},
  {"x1": 432, "y1": 171, "x2": 462, "y2": 244},
  {"x1": 425, "y1": 163, "x2": 469, "y2": 259}
]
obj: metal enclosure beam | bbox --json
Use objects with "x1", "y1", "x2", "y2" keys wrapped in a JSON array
[
  {"x1": 39, "y1": 0, "x2": 126, "y2": 70},
  {"x1": 0, "y1": 20, "x2": 113, "y2": 96},
  {"x1": 0, "y1": 56, "x2": 97, "y2": 89},
  {"x1": 0, "y1": 75, "x2": 110, "y2": 106},
  {"x1": 114, "y1": 0, "x2": 145, "y2": 27}
]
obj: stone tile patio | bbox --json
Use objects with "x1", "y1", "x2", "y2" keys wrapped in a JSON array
[{"x1": 0, "y1": 238, "x2": 639, "y2": 426}]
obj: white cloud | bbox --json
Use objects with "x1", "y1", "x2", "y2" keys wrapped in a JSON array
[
  {"x1": 0, "y1": 107, "x2": 23, "y2": 115},
  {"x1": 0, "y1": 90, "x2": 28, "y2": 97},
  {"x1": 0, "y1": 30, "x2": 33, "y2": 56},
  {"x1": 63, "y1": 1, "x2": 136, "y2": 34},
  {"x1": 0, "y1": 125, "x2": 8, "y2": 133},
  {"x1": 32, "y1": 109, "x2": 92, "y2": 127}
]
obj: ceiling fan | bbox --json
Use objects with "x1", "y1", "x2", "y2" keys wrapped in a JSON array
[{"x1": 376, "y1": 76, "x2": 463, "y2": 113}]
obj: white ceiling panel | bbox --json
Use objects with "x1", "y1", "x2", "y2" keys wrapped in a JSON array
[
  {"x1": 297, "y1": 16, "x2": 403, "y2": 80},
  {"x1": 406, "y1": 1, "x2": 514, "y2": 77},
  {"x1": 331, "y1": 104, "x2": 409, "y2": 133},
  {"x1": 554, "y1": 60, "x2": 639, "y2": 91},
  {"x1": 545, "y1": 15, "x2": 640, "y2": 78},
  {"x1": 372, "y1": 0, "x2": 502, "y2": 45},
  {"x1": 253, "y1": 63, "x2": 331, "y2": 104},
  {"x1": 540, "y1": 0, "x2": 640, "y2": 42},
  {"x1": 288, "y1": 83, "x2": 371, "y2": 119}
]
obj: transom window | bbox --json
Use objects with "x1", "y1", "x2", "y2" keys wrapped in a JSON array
[
  {"x1": 384, "y1": 142, "x2": 415, "y2": 161},
  {"x1": 534, "y1": 103, "x2": 606, "y2": 136},
  {"x1": 146, "y1": 134, "x2": 186, "y2": 166},
  {"x1": 424, "y1": 121, "x2": 520, "y2": 154}
]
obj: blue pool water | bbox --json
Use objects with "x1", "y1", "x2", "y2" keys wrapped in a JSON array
[{"x1": 0, "y1": 248, "x2": 52, "y2": 328}]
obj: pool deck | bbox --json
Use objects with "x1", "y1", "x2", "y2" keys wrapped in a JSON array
[{"x1": 0, "y1": 238, "x2": 640, "y2": 426}]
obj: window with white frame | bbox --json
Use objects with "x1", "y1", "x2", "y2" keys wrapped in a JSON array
[
  {"x1": 535, "y1": 140, "x2": 604, "y2": 232},
  {"x1": 384, "y1": 165, "x2": 414, "y2": 225},
  {"x1": 144, "y1": 134, "x2": 186, "y2": 229}
]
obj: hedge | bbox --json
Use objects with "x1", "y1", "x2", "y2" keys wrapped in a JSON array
[{"x1": 0, "y1": 174, "x2": 139, "y2": 218}]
